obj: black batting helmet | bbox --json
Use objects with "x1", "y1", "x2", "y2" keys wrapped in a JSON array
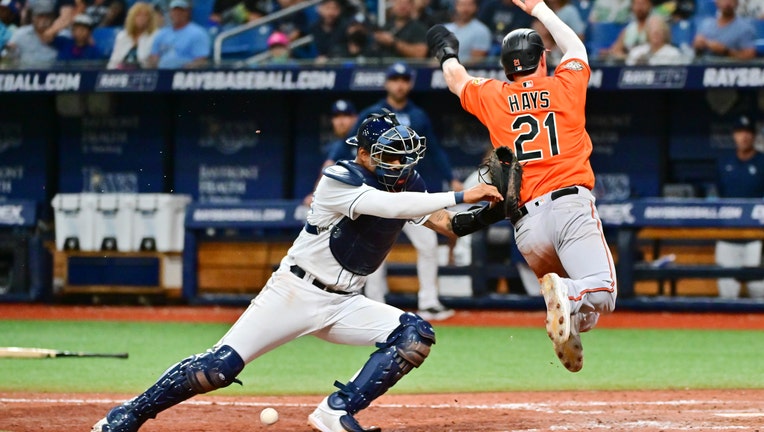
[{"x1": 500, "y1": 28, "x2": 545, "y2": 76}]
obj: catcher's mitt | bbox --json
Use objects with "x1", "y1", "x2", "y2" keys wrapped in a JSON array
[{"x1": 480, "y1": 146, "x2": 523, "y2": 222}]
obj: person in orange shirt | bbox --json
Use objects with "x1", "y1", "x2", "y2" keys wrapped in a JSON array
[{"x1": 426, "y1": 0, "x2": 617, "y2": 373}]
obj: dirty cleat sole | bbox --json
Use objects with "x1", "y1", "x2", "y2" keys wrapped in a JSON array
[
  {"x1": 540, "y1": 273, "x2": 571, "y2": 346},
  {"x1": 556, "y1": 331, "x2": 584, "y2": 372}
]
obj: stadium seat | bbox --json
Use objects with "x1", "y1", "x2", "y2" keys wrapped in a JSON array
[
  {"x1": 670, "y1": 19, "x2": 695, "y2": 51},
  {"x1": 575, "y1": 0, "x2": 593, "y2": 22},
  {"x1": 585, "y1": 22, "x2": 626, "y2": 59},
  {"x1": 753, "y1": 19, "x2": 764, "y2": 56},
  {"x1": 192, "y1": 0, "x2": 215, "y2": 26},
  {"x1": 218, "y1": 26, "x2": 271, "y2": 59},
  {"x1": 694, "y1": 0, "x2": 716, "y2": 17},
  {"x1": 92, "y1": 26, "x2": 121, "y2": 58}
]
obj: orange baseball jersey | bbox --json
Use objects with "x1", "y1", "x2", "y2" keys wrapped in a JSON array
[{"x1": 461, "y1": 58, "x2": 595, "y2": 206}]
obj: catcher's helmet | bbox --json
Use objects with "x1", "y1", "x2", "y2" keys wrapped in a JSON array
[
  {"x1": 346, "y1": 111, "x2": 426, "y2": 191},
  {"x1": 500, "y1": 28, "x2": 545, "y2": 75}
]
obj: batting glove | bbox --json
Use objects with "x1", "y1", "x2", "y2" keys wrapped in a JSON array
[{"x1": 426, "y1": 24, "x2": 460, "y2": 66}]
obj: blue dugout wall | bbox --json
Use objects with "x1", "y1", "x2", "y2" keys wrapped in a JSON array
[{"x1": 0, "y1": 64, "x2": 762, "y2": 302}]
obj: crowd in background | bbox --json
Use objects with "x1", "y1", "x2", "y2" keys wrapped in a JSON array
[{"x1": 0, "y1": 0, "x2": 762, "y2": 69}]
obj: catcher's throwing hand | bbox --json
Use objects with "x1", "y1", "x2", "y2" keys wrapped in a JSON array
[{"x1": 462, "y1": 183, "x2": 503, "y2": 204}]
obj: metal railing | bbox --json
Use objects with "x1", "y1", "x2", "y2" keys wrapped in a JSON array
[{"x1": 212, "y1": 0, "x2": 323, "y2": 66}]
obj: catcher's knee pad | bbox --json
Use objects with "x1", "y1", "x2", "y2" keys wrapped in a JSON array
[
  {"x1": 391, "y1": 311, "x2": 436, "y2": 367},
  {"x1": 185, "y1": 344, "x2": 245, "y2": 393},
  {"x1": 329, "y1": 313, "x2": 436, "y2": 414},
  {"x1": 116, "y1": 345, "x2": 244, "y2": 429}
]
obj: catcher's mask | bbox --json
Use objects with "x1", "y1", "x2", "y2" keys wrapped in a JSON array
[
  {"x1": 346, "y1": 111, "x2": 426, "y2": 191},
  {"x1": 500, "y1": 28, "x2": 545, "y2": 76}
]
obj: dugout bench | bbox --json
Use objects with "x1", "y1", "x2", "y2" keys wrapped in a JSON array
[{"x1": 599, "y1": 198, "x2": 764, "y2": 301}]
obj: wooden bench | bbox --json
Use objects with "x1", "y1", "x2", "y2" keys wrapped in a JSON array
[
  {"x1": 49, "y1": 245, "x2": 182, "y2": 298},
  {"x1": 628, "y1": 228, "x2": 764, "y2": 297}
]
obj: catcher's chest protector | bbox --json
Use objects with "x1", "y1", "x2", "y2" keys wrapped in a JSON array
[{"x1": 328, "y1": 161, "x2": 425, "y2": 275}]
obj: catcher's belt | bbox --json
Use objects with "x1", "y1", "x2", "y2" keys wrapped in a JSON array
[
  {"x1": 512, "y1": 186, "x2": 579, "y2": 224},
  {"x1": 290, "y1": 265, "x2": 351, "y2": 295}
]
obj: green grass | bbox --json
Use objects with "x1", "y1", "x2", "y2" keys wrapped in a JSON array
[{"x1": 0, "y1": 320, "x2": 762, "y2": 395}]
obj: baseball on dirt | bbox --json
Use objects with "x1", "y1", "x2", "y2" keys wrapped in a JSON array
[{"x1": 260, "y1": 407, "x2": 279, "y2": 425}]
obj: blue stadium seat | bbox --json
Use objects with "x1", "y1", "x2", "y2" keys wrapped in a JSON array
[
  {"x1": 585, "y1": 22, "x2": 626, "y2": 59},
  {"x1": 192, "y1": 0, "x2": 215, "y2": 26},
  {"x1": 575, "y1": 0, "x2": 593, "y2": 22},
  {"x1": 694, "y1": 0, "x2": 716, "y2": 17},
  {"x1": 670, "y1": 19, "x2": 695, "y2": 50},
  {"x1": 92, "y1": 26, "x2": 121, "y2": 58},
  {"x1": 753, "y1": 19, "x2": 764, "y2": 56}
]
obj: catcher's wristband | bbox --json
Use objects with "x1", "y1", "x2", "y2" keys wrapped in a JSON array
[{"x1": 454, "y1": 191, "x2": 464, "y2": 204}]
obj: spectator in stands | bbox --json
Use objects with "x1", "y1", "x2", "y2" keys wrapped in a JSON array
[
  {"x1": 146, "y1": 0, "x2": 210, "y2": 68},
  {"x1": 82, "y1": 0, "x2": 126, "y2": 27},
  {"x1": 107, "y1": 1, "x2": 158, "y2": 69},
  {"x1": 262, "y1": 29, "x2": 296, "y2": 63},
  {"x1": 53, "y1": 12, "x2": 105, "y2": 60},
  {"x1": 34, "y1": 0, "x2": 76, "y2": 43},
  {"x1": 412, "y1": 0, "x2": 449, "y2": 28},
  {"x1": 715, "y1": 114, "x2": 764, "y2": 299},
  {"x1": 309, "y1": 0, "x2": 348, "y2": 63},
  {"x1": 372, "y1": 0, "x2": 428, "y2": 58},
  {"x1": 602, "y1": 0, "x2": 654, "y2": 61},
  {"x1": 209, "y1": 0, "x2": 268, "y2": 26},
  {"x1": 546, "y1": 0, "x2": 586, "y2": 39},
  {"x1": 737, "y1": 0, "x2": 764, "y2": 18},
  {"x1": 0, "y1": 0, "x2": 20, "y2": 52},
  {"x1": 693, "y1": 0, "x2": 756, "y2": 60},
  {"x1": 625, "y1": 15, "x2": 689, "y2": 64},
  {"x1": 477, "y1": 0, "x2": 534, "y2": 55},
  {"x1": 332, "y1": 13, "x2": 374, "y2": 60},
  {"x1": 588, "y1": 0, "x2": 632, "y2": 23},
  {"x1": 271, "y1": 0, "x2": 313, "y2": 58},
  {"x1": 4, "y1": 0, "x2": 58, "y2": 68},
  {"x1": 303, "y1": 98, "x2": 359, "y2": 205},
  {"x1": 443, "y1": 0, "x2": 491, "y2": 64}
]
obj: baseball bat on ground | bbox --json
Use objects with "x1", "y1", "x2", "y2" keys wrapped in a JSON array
[{"x1": 0, "y1": 347, "x2": 129, "y2": 359}]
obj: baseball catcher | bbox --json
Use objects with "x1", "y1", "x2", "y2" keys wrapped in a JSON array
[{"x1": 92, "y1": 112, "x2": 502, "y2": 432}]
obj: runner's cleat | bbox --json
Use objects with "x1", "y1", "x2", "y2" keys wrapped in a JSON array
[{"x1": 541, "y1": 273, "x2": 582, "y2": 371}]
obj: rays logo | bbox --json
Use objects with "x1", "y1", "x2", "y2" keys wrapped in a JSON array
[
  {"x1": 198, "y1": 116, "x2": 259, "y2": 155},
  {"x1": 596, "y1": 203, "x2": 635, "y2": 226}
]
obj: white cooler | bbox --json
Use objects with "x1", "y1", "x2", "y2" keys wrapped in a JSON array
[
  {"x1": 93, "y1": 193, "x2": 136, "y2": 252},
  {"x1": 52, "y1": 193, "x2": 98, "y2": 251},
  {"x1": 131, "y1": 194, "x2": 192, "y2": 252}
]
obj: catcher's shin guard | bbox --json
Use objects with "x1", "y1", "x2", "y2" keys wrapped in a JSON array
[
  {"x1": 329, "y1": 312, "x2": 435, "y2": 415},
  {"x1": 98, "y1": 345, "x2": 244, "y2": 431}
]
